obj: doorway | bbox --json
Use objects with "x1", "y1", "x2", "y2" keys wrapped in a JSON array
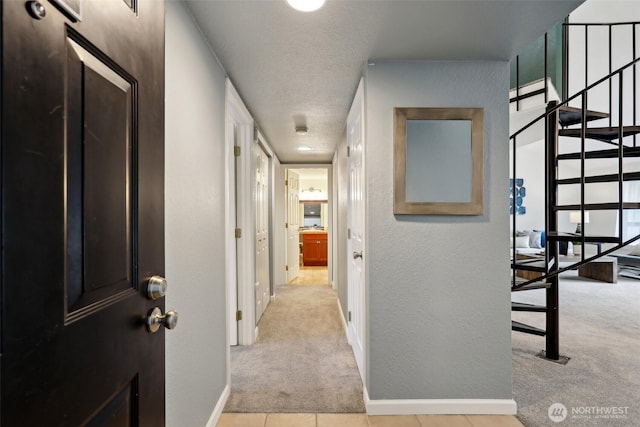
[{"x1": 285, "y1": 167, "x2": 332, "y2": 287}]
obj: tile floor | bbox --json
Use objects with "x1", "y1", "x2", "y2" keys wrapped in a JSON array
[
  {"x1": 217, "y1": 413, "x2": 525, "y2": 427},
  {"x1": 288, "y1": 266, "x2": 329, "y2": 285}
]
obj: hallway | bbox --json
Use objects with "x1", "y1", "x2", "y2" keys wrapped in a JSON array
[{"x1": 224, "y1": 283, "x2": 364, "y2": 413}]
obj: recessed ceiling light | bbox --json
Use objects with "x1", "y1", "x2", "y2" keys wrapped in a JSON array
[
  {"x1": 297, "y1": 146, "x2": 312, "y2": 151},
  {"x1": 287, "y1": 0, "x2": 326, "y2": 12}
]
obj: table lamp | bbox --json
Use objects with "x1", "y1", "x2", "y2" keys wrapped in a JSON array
[{"x1": 569, "y1": 211, "x2": 590, "y2": 233}]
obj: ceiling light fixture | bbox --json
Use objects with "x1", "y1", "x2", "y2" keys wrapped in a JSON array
[
  {"x1": 295, "y1": 126, "x2": 308, "y2": 135},
  {"x1": 286, "y1": 0, "x2": 326, "y2": 12},
  {"x1": 297, "y1": 146, "x2": 312, "y2": 152}
]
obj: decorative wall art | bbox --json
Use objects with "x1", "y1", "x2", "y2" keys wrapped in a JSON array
[{"x1": 510, "y1": 178, "x2": 526, "y2": 215}]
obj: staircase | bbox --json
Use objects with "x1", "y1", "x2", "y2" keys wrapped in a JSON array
[{"x1": 509, "y1": 21, "x2": 640, "y2": 361}]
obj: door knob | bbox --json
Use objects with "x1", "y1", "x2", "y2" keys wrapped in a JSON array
[
  {"x1": 353, "y1": 251, "x2": 363, "y2": 259},
  {"x1": 147, "y1": 275, "x2": 167, "y2": 300},
  {"x1": 146, "y1": 307, "x2": 178, "y2": 333}
]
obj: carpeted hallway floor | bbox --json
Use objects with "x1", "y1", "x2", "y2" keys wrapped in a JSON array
[
  {"x1": 224, "y1": 284, "x2": 365, "y2": 413},
  {"x1": 512, "y1": 270, "x2": 640, "y2": 426}
]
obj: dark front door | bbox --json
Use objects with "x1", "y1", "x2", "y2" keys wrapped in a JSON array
[{"x1": 1, "y1": 0, "x2": 166, "y2": 425}]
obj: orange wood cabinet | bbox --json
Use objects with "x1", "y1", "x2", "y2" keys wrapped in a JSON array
[{"x1": 302, "y1": 233, "x2": 327, "y2": 266}]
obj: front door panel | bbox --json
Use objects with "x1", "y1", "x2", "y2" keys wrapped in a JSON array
[
  {"x1": 1, "y1": 1, "x2": 165, "y2": 425},
  {"x1": 66, "y1": 33, "x2": 136, "y2": 317}
]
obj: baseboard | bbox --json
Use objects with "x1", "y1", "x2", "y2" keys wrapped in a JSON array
[
  {"x1": 364, "y1": 386, "x2": 517, "y2": 415},
  {"x1": 205, "y1": 384, "x2": 230, "y2": 427},
  {"x1": 336, "y1": 297, "x2": 348, "y2": 335}
]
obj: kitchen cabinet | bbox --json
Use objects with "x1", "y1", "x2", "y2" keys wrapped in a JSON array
[{"x1": 302, "y1": 232, "x2": 327, "y2": 266}]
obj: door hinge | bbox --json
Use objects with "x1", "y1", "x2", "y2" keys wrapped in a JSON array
[
  {"x1": 234, "y1": 146, "x2": 241, "y2": 157},
  {"x1": 236, "y1": 310, "x2": 243, "y2": 321},
  {"x1": 285, "y1": 265, "x2": 289, "y2": 271},
  {"x1": 285, "y1": 222, "x2": 289, "y2": 229},
  {"x1": 347, "y1": 228, "x2": 351, "y2": 239},
  {"x1": 235, "y1": 228, "x2": 242, "y2": 238},
  {"x1": 348, "y1": 311, "x2": 352, "y2": 322},
  {"x1": 347, "y1": 146, "x2": 351, "y2": 157},
  {"x1": 254, "y1": 125, "x2": 258, "y2": 142},
  {"x1": 285, "y1": 179, "x2": 289, "y2": 186}
]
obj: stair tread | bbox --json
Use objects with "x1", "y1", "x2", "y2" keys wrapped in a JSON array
[
  {"x1": 558, "y1": 105, "x2": 609, "y2": 127},
  {"x1": 556, "y1": 171, "x2": 640, "y2": 185},
  {"x1": 511, "y1": 282, "x2": 552, "y2": 292},
  {"x1": 546, "y1": 232, "x2": 620, "y2": 243},
  {"x1": 559, "y1": 126, "x2": 640, "y2": 142},
  {"x1": 512, "y1": 302, "x2": 547, "y2": 312},
  {"x1": 512, "y1": 260, "x2": 546, "y2": 271},
  {"x1": 512, "y1": 320, "x2": 546, "y2": 336},
  {"x1": 555, "y1": 202, "x2": 640, "y2": 211},
  {"x1": 557, "y1": 146, "x2": 640, "y2": 160}
]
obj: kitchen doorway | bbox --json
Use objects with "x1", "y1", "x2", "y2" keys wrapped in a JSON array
[{"x1": 285, "y1": 166, "x2": 332, "y2": 287}]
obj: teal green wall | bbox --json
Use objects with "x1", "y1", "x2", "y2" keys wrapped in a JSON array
[{"x1": 510, "y1": 20, "x2": 564, "y2": 97}]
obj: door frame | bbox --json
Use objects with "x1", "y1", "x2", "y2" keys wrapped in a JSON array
[
  {"x1": 283, "y1": 164, "x2": 334, "y2": 288},
  {"x1": 225, "y1": 80, "x2": 278, "y2": 347},
  {"x1": 225, "y1": 80, "x2": 254, "y2": 346},
  {"x1": 346, "y1": 79, "x2": 366, "y2": 380},
  {"x1": 254, "y1": 132, "x2": 275, "y2": 322}
]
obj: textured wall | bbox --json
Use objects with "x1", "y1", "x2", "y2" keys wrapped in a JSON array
[
  {"x1": 365, "y1": 61, "x2": 513, "y2": 400},
  {"x1": 165, "y1": 2, "x2": 228, "y2": 425}
]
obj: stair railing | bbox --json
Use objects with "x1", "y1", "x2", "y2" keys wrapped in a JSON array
[
  {"x1": 512, "y1": 54, "x2": 640, "y2": 289},
  {"x1": 511, "y1": 19, "x2": 640, "y2": 360},
  {"x1": 563, "y1": 21, "x2": 639, "y2": 145}
]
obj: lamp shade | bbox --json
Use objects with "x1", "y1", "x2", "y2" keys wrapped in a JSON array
[{"x1": 569, "y1": 211, "x2": 590, "y2": 224}]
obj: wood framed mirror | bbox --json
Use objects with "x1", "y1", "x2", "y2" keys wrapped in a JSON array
[{"x1": 393, "y1": 107, "x2": 484, "y2": 215}]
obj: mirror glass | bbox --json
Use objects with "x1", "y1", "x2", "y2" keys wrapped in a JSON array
[
  {"x1": 406, "y1": 119, "x2": 472, "y2": 203},
  {"x1": 303, "y1": 202, "x2": 321, "y2": 227},
  {"x1": 301, "y1": 201, "x2": 327, "y2": 229}
]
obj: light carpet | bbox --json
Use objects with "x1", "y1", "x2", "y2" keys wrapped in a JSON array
[
  {"x1": 224, "y1": 284, "x2": 365, "y2": 413},
  {"x1": 512, "y1": 270, "x2": 640, "y2": 426}
]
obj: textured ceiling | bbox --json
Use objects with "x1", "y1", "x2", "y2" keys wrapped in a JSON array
[{"x1": 185, "y1": 0, "x2": 584, "y2": 163}]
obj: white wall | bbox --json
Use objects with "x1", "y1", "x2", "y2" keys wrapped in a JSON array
[
  {"x1": 165, "y1": 2, "x2": 228, "y2": 425},
  {"x1": 563, "y1": 1, "x2": 640, "y2": 244},
  {"x1": 510, "y1": 140, "x2": 546, "y2": 231},
  {"x1": 333, "y1": 137, "x2": 349, "y2": 317},
  {"x1": 364, "y1": 61, "x2": 513, "y2": 400}
]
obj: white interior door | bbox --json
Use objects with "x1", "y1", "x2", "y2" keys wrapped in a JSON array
[
  {"x1": 347, "y1": 80, "x2": 365, "y2": 379},
  {"x1": 286, "y1": 170, "x2": 300, "y2": 282},
  {"x1": 255, "y1": 145, "x2": 270, "y2": 321}
]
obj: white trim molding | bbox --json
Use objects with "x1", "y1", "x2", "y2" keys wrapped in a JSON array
[
  {"x1": 364, "y1": 387, "x2": 517, "y2": 416},
  {"x1": 205, "y1": 385, "x2": 230, "y2": 427},
  {"x1": 225, "y1": 79, "x2": 257, "y2": 346}
]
